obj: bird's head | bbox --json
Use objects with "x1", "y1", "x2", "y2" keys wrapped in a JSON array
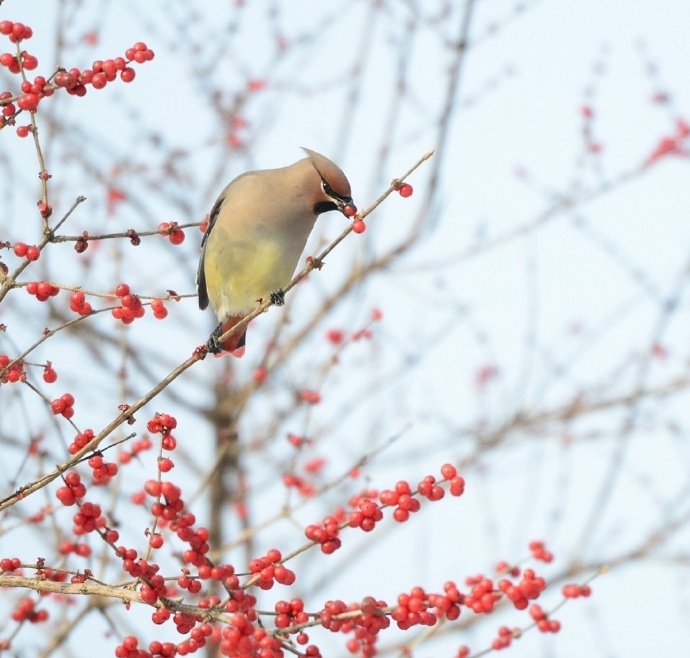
[{"x1": 301, "y1": 147, "x2": 357, "y2": 218}]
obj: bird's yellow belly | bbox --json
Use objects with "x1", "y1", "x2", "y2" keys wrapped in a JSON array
[{"x1": 205, "y1": 238, "x2": 294, "y2": 319}]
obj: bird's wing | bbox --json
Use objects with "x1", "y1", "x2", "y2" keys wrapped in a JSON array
[{"x1": 197, "y1": 192, "x2": 226, "y2": 311}]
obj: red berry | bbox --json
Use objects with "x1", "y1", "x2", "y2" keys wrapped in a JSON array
[
  {"x1": 17, "y1": 93, "x2": 38, "y2": 111},
  {"x1": 13, "y1": 243, "x2": 28, "y2": 257},
  {"x1": 149, "y1": 534, "x2": 164, "y2": 549},
  {"x1": 398, "y1": 183, "x2": 413, "y2": 197},
  {"x1": 22, "y1": 54, "x2": 38, "y2": 70},
  {"x1": 352, "y1": 219, "x2": 366, "y2": 234},
  {"x1": 25, "y1": 246, "x2": 40, "y2": 261},
  {"x1": 91, "y1": 72, "x2": 107, "y2": 89},
  {"x1": 168, "y1": 229, "x2": 185, "y2": 245},
  {"x1": 43, "y1": 367, "x2": 57, "y2": 383}
]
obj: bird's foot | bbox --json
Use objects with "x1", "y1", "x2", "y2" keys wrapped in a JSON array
[
  {"x1": 270, "y1": 289, "x2": 285, "y2": 306},
  {"x1": 206, "y1": 323, "x2": 224, "y2": 354}
]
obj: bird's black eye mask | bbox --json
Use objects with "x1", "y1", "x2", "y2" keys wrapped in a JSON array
[{"x1": 321, "y1": 179, "x2": 353, "y2": 207}]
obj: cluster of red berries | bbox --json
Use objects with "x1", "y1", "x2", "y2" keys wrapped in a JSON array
[
  {"x1": 299, "y1": 389, "x2": 321, "y2": 404},
  {"x1": 248, "y1": 549, "x2": 296, "y2": 589},
  {"x1": 0, "y1": 21, "x2": 33, "y2": 43},
  {"x1": 282, "y1": 473, "x2": 315, "y2": 497},
  {"x1": 147, "y1": 412, "x2": 177, "y2": 434},
  {"x1": 158, "y1": 221, "x2": 185, "y2": 245},
  {"x1": 194, "y1": 564, "x2": 236, "y2": 589},
  {"x1": 114, "y1": 547, "x2": 167, "y2": 606},
  {"x1": 562, "y1": 583, "x2": 592, "y2": 598},
  {"x1": 464, "y1": 576, "x2": 501, "y2": 614},
  {"x1": 497, "y1": 568, "x2": 547, "y2": 611},
  {"x1": 73, "y1": 500, "x2": 106, "y2": 536},
  {"x1": 126, "y1": 42, "x2": 155, "y2": 64},
  {"x1": 119, "y1": 435, "x2": 153, "y2": 464},
  {"x1": 287, "y1": 433, "x2": 312, "y2": 448},
  {"x1": 11, "y1": 597, "x2": 47, "y2": 624},
  {"x1": 142, "y1": 479, "x2": 210, "y2": 567},
  {"x1": 50, "y1": 392, "x2": 75, "y2": 418},
  {"x1": 68, "y1": 428, "x2": 95, "y2": 454},
  {"x1": 174, "y1": 620, "x2": 214, "y2": 654},
  {"x1": 274, "y1": 597, "x2": 309, "y2": 629},
  {"x1": 325, "y1": 316, "x2": 379, "y2": 345},
  {"x1": 12, "y1": 242, "x2": 40, "y2": 260},
  {"x1": 347, "y1": 597, "x2": 391, "y2": 656},
  {"x1": 114, "y1": 636, "x2": 146, "y2": 658},
  {"x1": 378, "y1": 482, "x2": 420, "y2": 522},
  {"x1": 151, "y1": 298, "x2": 168, "y2": 319},
  {"x1": 647, "y1": 118, "x2": 690, "y2": 164},
  {"x1": 529, "y1": 540, "x2": 553, "y2": 563},
  {"x1": 148, "y1": 638, "x2": 191, "y2": 657},
  {"x1": 1, "y1": 22, "x2": 153, "y2": 128},
  {"x1": 335, "y1": 181, "x2": 411, "y2": 234},
  {"x1": 0, "y1": 557, "x2": 22, "y2": 572},
  {"x1": 146, "y1": 412, "x2": 178, "y2": 450},
  {"x1": 491, "y1": 625, "x2": 519, "y2": 650},
  {"x1": 69, "y1": 290, "x2": 93, "y2": 316},
  {"x1": 392, "y1": 587, "x2": 439, "y2": 630},
  {"x1": 178, "y1": 524, "x2": 210, "y2": 568},
  {"x1": 26, "y1": 280, "x2": 59, "y2": 301},
  {"x1": 0, "y1": 354, "x2": 24, "y2": 383},
  {"x1": 381, "y1": 464, "x2": 464, "y2": 522},
  {"x1": 69, "y1": 571, "x2": 90, "y2": 585},
  {"x1": 347, "y1": 492, "x2": 384, "y2": 531},
  {"x1": 305, "y1": 516, "x2": 342, "y2": 554},
  {"x1": 220, "y1": 617, "x2": 287, "y2": 658},
  {"x1": 87, "y1": 452, "x2": 118, "y2": 486},
  {"x1": 0, "y1": 50, "x2": 37, "y2": 77},
  {"x1": 51, "y1": 43, "x2": 152, "y2": 98},
  {"x1": 428, "y1": 581, "x2": 463, "y2": 620},
  {"x1": 303, "y1": 457, "x2": 326, "y2": 474},
  {"x1": 306, "y1": 465, "x2": 465, "y2": 552},
  {"x1": 139, "y1": 573, "x2": 168, "y2": 606},
  {"x1": 317, "y1": 599, "x2": 350, "y2": 632},
  {"x1": 112, "y1": 283, "x2": 145, "y2": 324},
  {"x1": 417, "y1": 465, "x2": 444, "y2": 502},
  {"x1": 55, "y1": 470, "x2": 86, "y2": 506},
  {"x1": 117, "y1": 635, "x2": 203, "y2": 658},
  {"x1": 177, "y1": 570, "x2": 202, "y2": 594},
  {"x1": 529, "y1": 604, "x2": 561, "y2": 633},
  {"x1": 57, "y1": 540, "x2": 91, "y2": 558},
  {"x1": 11, "y1": 75, "x2": 50, "y2": 117}
]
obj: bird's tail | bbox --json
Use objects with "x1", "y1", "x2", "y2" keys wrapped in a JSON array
[{"x1": 221, "y1": 315, "x2": 248, "y2": 357}]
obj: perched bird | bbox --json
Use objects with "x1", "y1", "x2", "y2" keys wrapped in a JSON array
[{"x1": 197, "y1": 148, "x2": 356, "y2": 355}]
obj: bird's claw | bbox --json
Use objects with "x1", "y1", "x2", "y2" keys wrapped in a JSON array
[
  {"x1": 270, "y1": 289, "x2": 285, "y2": 306},
  {"x1": 206, "y1": 324, "x2": 224, "y2": 354}
]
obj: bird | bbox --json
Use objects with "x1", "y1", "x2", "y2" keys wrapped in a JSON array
[{"x1": 197, "y1": 148, "x2": 356, "y2": 356}]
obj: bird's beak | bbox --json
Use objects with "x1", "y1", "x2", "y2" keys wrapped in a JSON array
[{"x1": 340, "y1": 200, "x2": 357, "y2": 217}]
